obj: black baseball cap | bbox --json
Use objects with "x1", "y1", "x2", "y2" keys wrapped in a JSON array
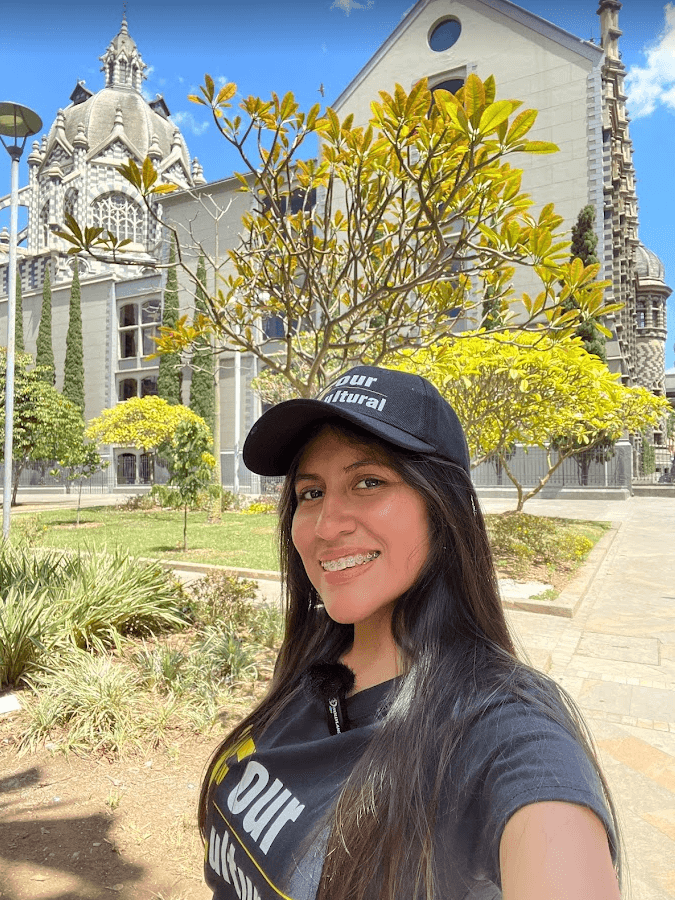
[{"x1": 243, "y1": 365, "x2": 471, "y2": 476}]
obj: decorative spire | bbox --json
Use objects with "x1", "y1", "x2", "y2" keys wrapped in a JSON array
[
  {"x1": 598, "y1": 0, "x2": 623, "y2": 64},
  {"x1": 100, "y1": 16, "x2": 147, "y2": 90}
]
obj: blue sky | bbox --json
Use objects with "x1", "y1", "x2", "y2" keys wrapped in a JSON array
[{"x1": 1, "y1": 0, "x2": 674, "y2": 367}]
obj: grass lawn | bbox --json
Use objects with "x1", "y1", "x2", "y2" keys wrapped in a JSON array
[
  {"x1": 29, "y1": 506, "x2": 279, "y2": 570},
  {"x1": 22, "y1": 505, "x2": 610, "y2": 586}
]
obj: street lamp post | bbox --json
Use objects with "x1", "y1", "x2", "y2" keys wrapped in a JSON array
[{"x1": 0, "y1": 102, "x2": 42, "y2": 539}]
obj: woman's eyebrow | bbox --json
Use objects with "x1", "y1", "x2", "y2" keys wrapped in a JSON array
[{"x1": 294, "y1": 458, "x2": 387, "y2": 483}]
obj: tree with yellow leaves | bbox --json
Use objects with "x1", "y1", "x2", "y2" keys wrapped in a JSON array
[
  {"x1": 86, "y1": 397, "x2": 211, "y2": 485},
  {"x1": 390, "y1": 332, "x2": 670, "y2": 510},
  {"x1": 59, "y1": 74, "x2": 617, "y2": 399}
]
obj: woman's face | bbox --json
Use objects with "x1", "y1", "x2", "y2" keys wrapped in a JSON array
[{"x1": 291, "y1": 427, "x2": 430, "y2": 627}]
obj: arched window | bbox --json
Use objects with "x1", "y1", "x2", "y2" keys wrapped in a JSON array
[
  {"x1": 40, "y1": 203, "x2": 50, "y2": 249},
  {"x1": 92, "y1": 192, "x2": 144, "y2": 244},
  {"x1": 117, "y1": 453, "x2": 136, "y2": 485},
  {"x1": 432, "y1": 78, "x2": 465, "y2": 97},
  {"x1": 140, "y1": 376, "x2": 158, "y2": 397},
  {"x1": 118, "y1": 378, "x2": 138, "y2": 401},
  {"x1": 64, "y1": 189, "x2": 78, "y2": 220}
]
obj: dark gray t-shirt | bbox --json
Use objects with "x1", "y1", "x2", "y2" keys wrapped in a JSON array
[{"x1": 204, "y1": 679, "x2": 615, "y2": 900}]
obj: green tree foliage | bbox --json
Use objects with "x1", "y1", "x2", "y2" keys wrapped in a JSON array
[
  {"x1": 0, "y1": 351, "x2": 85, "y2": 504},
  {"x1": 35, "y1": 266, "x2": 55, "y2": 384},
  {"x1": 157, "y1": 238, "x2": 183, "y2": 405},
  {"x1": 59, "y1": 77, "x2": 617, "y2": 400},
  {"x1": 63, "y1": 264, "x2": 85, "y2": 414},
  {"x1": 159, "y1": 417, "x2": 216, "y2": 551},
  {"x1": 15, "y1": 273, "x2": 25, "y2": 355},
  {"x1": 392, "y1": 332, "x2": 670, "y2": 510},
  {"x1": 188, "y1": 255, "x2": 215, "y2": 432},
  {"x1": 567, "y1": 205, "x2": 606, "y2": 362},
  {"x1": 52, "y1": 441, "x2": 109, "y2": 526}
]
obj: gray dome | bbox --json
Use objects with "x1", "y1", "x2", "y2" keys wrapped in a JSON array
[
  {"x1": 635, "y1": 242, "x2": 666, "y2": 282},
  {"x1": 44, "y1": 88, "x2": 191, "y2": 171},
  {"x1": 40, "y1": 17, "x2": 192, "y2": 183}
]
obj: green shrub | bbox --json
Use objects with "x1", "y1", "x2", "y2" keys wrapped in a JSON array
[
  {"x1": 119, "y1": 492, "x2": 156, "y2": 511},
  {"x1": 21, "y1": 649, "x2": 146, "y2": 755},
  {"x1": 53, "y1": 551, "x2": 187, "y2": 651},
  {"x1": 486, "y1": 513, "x2": 593, "y2": 578},
  {"x1": 183, "y1": 572, "x2": 257, "y2": 628},
  {"x1": 0, "y1": 585, "x2": 60, "y2": 688},
  {"x1": 11, "y1": 515, "x2": 48, "y2": 548},
  {"x1": 188, "y1": 624, "x2": 257, "y2": 683}
]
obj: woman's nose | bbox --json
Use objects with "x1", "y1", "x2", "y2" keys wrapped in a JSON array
[{"x1": 314, "y1": 492, "x2": 356, "y2": 540}]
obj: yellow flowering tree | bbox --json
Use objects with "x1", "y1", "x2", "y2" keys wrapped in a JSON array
[
  {"x1": 390, "y1": 334, "x2": 670, "y2": 510},
  {"x1": 59, "y1": 75, "x2": 617, "y2": 399},
  {"x1": 86, "y1": 397, "x2": 211, "y2": 484}
]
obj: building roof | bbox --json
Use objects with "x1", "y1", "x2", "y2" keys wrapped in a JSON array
[
  {"x1": 635, "y1": 241, "x2": 667, "y2": 283},
  {"x1": 39, "y1": 18, "x2": 192, "y2": 180}
]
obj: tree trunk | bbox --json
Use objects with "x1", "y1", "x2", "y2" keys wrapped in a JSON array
[
  {"x1": 11, "y1": 460, "x2": 24, "y2": 507},
  {"x1": 76, "y1": 477, "x2": 84, "y2": 526},
  {"x1": 183, "y1": 505, "x2": 188, "y2": 552}
]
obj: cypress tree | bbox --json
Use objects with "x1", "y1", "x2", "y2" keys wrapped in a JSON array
[
  {"x1": 157, "y1": 239, "x2": 182, "y2": 405},
  {"x1": 189, "y1": 255, "x2": 215, "y2": 434},
  {"x1": 63, "y1": 264, "x2": 85, "y2": 414},
  {"x1": 15, "y1": 272, "x2": 24, "y2": 354},
  {"x1": 36, "y1": 265, "x2": 55, "y2": 383},
  {"x1": 568, "y1": 205, "x2": 606, "y2": 362}
]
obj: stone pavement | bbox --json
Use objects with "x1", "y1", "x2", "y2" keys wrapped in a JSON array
[{"x1": 480, "y1": 496, "x2": 675, "y2": 900}]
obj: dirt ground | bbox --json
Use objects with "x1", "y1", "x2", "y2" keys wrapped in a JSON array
[{"x1": 0, "y1": 707, "x2": 246, "y2": 900}]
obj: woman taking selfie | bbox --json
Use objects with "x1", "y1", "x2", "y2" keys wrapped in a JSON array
[{"x1": 199, "y1": 365, "x2": 623, "y2": 900}]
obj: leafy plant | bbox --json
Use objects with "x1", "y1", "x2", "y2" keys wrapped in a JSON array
[
  {"x1": 189, "y1": 624, "x2": 257, "y2": 683},
  {"x1": 159, "y1": 417, "x2": 216, "y2": 550},
  {"x1": 52, "y1": 551, "x2": 187, "y2": 652},
  {"x1": 0, "y1": 585, "x2": 58, "y2": 688},
  {"x1": 21, "y1": 650, "x2": 146, "y2": 754},
  {"x1": 486, "y1": 513, "x2": 594, "y2": 578},
  {"x1": 183, "y1": 573, "x2": 257, "y2": 629}
]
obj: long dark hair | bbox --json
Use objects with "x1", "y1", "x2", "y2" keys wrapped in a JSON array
[{"x1": 199, "y1": 419, "x2": 624, "y2": 898}]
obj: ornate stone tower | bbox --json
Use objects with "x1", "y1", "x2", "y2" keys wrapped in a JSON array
[
  {"x1": 598, "y1": 0, "x2": 641, "y2": 385},
  {"x1": 19, "y1": 16, "x2": 206, "y2": 287}
]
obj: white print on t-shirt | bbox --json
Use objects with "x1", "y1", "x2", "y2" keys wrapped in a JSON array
[
  {"x1": 227, "y1": 760, "x2": 306, "y2": 854},
  {"x1": 209, "y1": 826, "x2": 261, "y2": 900}
]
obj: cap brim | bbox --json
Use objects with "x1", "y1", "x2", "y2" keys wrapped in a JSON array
[{"x1": 243, "y1": 399, "x2": 435, "y2": 476}]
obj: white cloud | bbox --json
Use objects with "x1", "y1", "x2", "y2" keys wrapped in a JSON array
[
  {"x1": 172, "y1": 111, "x2": 210, "y2": 136},
  {"x1": 625, "y1": 3, "x2": 675, "y2": 118},
  {"x1": 330, "y1": 0, "x2": 374, "y2": 16}
]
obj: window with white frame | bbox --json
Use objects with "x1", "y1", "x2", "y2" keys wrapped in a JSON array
[
  {"x1": 92, "y1": 192, "x2": 145, "y2": 244},
  {"x1": 118, "y1": 298, "x2": 160, "y2": 360}
]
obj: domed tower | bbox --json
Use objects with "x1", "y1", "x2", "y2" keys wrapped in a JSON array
[
  {"x1": 635, "y1": 241, "x2": 672, "y2": 460},
  {"x1": 25, "y1": 16, "x2": 206, "y2": 281},
  {"x1": 635, "y1": 242, "x2": 671, "y2": 395}
]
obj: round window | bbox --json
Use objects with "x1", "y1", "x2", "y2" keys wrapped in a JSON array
[{"x1": 429, "y1": 18, "x2": 461, "y2": 52}]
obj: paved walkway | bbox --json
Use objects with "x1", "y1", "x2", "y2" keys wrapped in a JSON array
[
  {"x1": 479, "y1": 496, "x2": 675, "y2": 900},
  {"x1": 5, "y1": 491, "x2": 675, "y2": 896}
]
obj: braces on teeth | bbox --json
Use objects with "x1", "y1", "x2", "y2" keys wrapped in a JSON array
[{"x1": 321, "y1": 551, "x2": 380, "y2": 572}]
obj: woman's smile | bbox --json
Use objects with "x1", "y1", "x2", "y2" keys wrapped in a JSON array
[{"x1": 291, "y1": 428, "x2": 429, "y2": 627}]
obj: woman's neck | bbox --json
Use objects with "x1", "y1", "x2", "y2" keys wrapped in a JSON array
[{"x1": 340, "y1": 611, "x2": 400, "y2": 694}]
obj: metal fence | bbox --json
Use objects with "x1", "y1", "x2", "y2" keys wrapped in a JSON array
[{"x1": 471, "y1": 444, "x2": 631, "y2": 489}]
